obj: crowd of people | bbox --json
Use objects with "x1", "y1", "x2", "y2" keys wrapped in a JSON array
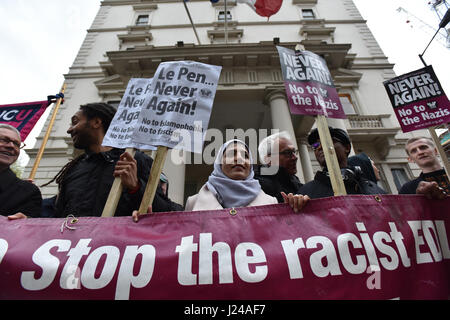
[{"x1": 0, "y1": 102, "x2": 448, "y2": 220}]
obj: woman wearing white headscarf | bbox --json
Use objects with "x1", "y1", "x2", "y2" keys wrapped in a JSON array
[
  {"x1": 132, "y1": 139, "x2": 309, "y2": 221},
  {"x1": 186, "y1": 139, "x2": 277, "y2": 211}
]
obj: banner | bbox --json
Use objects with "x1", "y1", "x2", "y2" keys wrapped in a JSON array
[
  {"x1": 276, "y1": 46, "x2": 346, "y2": 119},
  {"x1": 0, "y1": 100, "x2": 50, "y2": 141},
  {"x1": 383, "y1": 65, "x2": 450, "y2": 133},
  {"x1": 102, "y1": 78, "x2": 156, "y2": 150},
  {"x1": 0, "y1": 195, "x2": 448, "y2": 300},
  {"x1": 132, "y1": 61, "x2": 221, "y2": 153}
]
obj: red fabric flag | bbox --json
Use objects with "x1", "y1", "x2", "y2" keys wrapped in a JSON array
[
  {"x1": 0, "y1": 100, "x2": 50, "y2": 141},
  {"x1": 237, "y1": 0, "x2": 283, "y2": 18}
]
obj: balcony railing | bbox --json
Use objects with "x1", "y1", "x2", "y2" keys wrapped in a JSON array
[{"x1": 347, "y1": 115, "x2": 385, "y2": 128}]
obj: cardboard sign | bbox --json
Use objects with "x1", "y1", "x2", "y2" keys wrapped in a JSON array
[
  {"x1": 384, "y1": 65, "x2": 450, "y2": 133},
  {"x1": 276, "y1": 46, "x2": 346, "y2": 119},
  {"x1": 102, "y1": 78, "x2": 156, "y2": 150},
  {"x1": 132, "y1": 61, "x2": 222, "y2": 153},
  {"x1": 1, "y1": 195, "x2": 449, "y2": 300}
]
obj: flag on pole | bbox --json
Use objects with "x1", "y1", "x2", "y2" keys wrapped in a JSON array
[
  {"x1": 237, "y1": 0, "x2": 283, "y2": 18},
  {"x1": 0, "y1": 100, "x2": 51, "y2": 141},
  {"x1": 184, "y1": 0, "x2": 220, "y2": 2}
]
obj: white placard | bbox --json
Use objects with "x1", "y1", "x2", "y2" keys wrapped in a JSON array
[
  {"x1": 131, "y1": 61, "x2": 222, "y2": 153},
  {"x1": 102, "y1": 78, "x2": 156, "y2": 150}
]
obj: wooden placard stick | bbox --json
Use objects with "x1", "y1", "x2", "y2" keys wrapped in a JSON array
[
  {"x1": 293, "y1": 44, "x2": 346, "y2": 195},
  {"x1": 101, "y1": 147, "x2": 136, "y2": 217},
  {"x1": 138, "y1": 146, "x2": 169, "y2": 214},
  {"x1": 316, "y1": 115, "x2": 347, "y2": 196},
  {"x1": 29, "y1": 83, "x2": 66, "y2": 180},
  {"x1": 428, "y1": 126, "x2": 450, "y2": 178}
]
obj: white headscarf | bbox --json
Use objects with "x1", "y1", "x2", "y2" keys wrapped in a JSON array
[{"x1": 206, "y1": 139, "x2": 261, "y2": 208}]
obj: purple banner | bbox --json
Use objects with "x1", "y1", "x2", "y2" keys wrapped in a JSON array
[
  {"x1": 276, "y1": 46, "x2": 346, "y2": 119},
  {"x1": 383, "y1": 65, "x2": 450, "y2": 133},
  {"x1": 0, "y1": 195, "x2": 449, "y2": 300}
]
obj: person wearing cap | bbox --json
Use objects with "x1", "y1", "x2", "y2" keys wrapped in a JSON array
[
  {"x1": 254, "y1": 131, "x2": 303, "y2": 203},
  {"x1": 298, "y1": 126, "x2": 386, "y2": 199}
]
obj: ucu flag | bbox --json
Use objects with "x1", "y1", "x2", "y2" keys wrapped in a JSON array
[{"x1": 0, "y1": 101, "x2": 50, "y2": 140}]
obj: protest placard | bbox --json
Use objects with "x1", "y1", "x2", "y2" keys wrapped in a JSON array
[
  {"x1": 102, "y1": 78, "x2": 156, "y2": 151},
  {"x1": 276, "y1": 45, "x2": 346, "y2": 119},
  {"x1": 383, "y1": 65, "x2": 450, "y2": 133},
  {"x1": 131, "y1": 61, "x2": 222, "y2": 154}
]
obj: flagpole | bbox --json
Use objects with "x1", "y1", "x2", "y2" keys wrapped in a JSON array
[
  {"x1": 224, "y1": 0, "x2": 228, "y2": 44},
  {"x1": 28, "y1": 83, "x2": 66, "y2": 180},
  {"x1": 182, "y1": 0, "x2": 202, "y2": 45}
]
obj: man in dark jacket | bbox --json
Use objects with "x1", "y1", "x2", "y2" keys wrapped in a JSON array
[
  {"x1": 298, "y1": 126, "x2": 386, "y2": 199},
  {"x1": 0, "y1": 124, "x2": 42, "y2": 218},
  {"x1": 43, "y1": 103, "x2": 182, "y2": 217},
  {"x1": 254, "y1": 131, "x2": 303, "y2": 203}
]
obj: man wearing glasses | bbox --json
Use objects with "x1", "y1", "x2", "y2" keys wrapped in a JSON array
[
  {"x1": 298, "y1": 126, "x2": 386, "y2": 199},
  {"x1": 255, "y1": 131, "x2": 304, "y2": 203},
  {"x1": 0, "y1": 124, "x2": 42, "y2": 219}
]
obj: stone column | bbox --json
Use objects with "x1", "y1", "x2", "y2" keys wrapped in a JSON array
[{"x1": 265, "y1": 89, "x2": 305, "y2": 183}]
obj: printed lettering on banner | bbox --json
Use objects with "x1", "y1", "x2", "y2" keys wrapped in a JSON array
[{"x1": 0, "y1": 196, "x2": 449, "y2": 300}]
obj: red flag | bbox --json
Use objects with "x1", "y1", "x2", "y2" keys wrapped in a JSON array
[
  {"x1": 0, "y1": 101, "x2": 50, "y2": 141},
  {"x1": 237, "y1": 0, "x2": 283, "y2": 18}
]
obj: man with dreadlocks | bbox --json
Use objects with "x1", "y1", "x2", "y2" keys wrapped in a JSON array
[{"x1": 43, "y1": 103, "x2": 183, "y2": 217}]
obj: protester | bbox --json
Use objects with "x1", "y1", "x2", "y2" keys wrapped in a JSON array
[
  {"x1": 348, "y1": 152, "x2": 381, "y2": 184},
  {"x1": 0, "y1": 124, "x2": 42, "y2": 219},
  {"x1": 254, "y1": 131, "x2": 303, "y2": 203},
  {"x1": 42, "y1": 102, "x2": 182, "y2": 217},
  {"x1": 298, "y1": 126, "x2": 386, "y2": 199},
  {"x1": 133, "y1": 139, "x2": 309, "y2": 221},
  {"x1": 158, "y1": 172, "x2": 184, "y2": 211},
  {"x1": 399, "y1": 136, "x2": 449, "y2": 196}
]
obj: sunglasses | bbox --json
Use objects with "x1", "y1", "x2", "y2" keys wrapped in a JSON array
[{"x1": 311, "y1": 138, "x2": 344, "y2": 151}]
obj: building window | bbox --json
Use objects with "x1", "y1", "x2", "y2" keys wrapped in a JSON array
[
  {"x1": 339, "y1": 94, "x2": 357, "y2": 115},
  {"x1": 136, "y1": 14, "x2": 149, "y2": 25},
  {"x1": 391, "y1": 168, "x2": 410, "y2": 191},
  {"x1": 218, "y1": 10, "x2": 232, "y2": 21},
  {"x1": 302, "y1": 9, "x2": 315, "y2": 19}
]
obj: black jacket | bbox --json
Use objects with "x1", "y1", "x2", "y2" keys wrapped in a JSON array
[
  {"x1": 0, "y1": 168, "x2": 42, "y2": 217},
  {"x1": 298, "y1": 167, "x2": 387, "y2": 199},
  {"x1": 54, "y1": 148, "x2": 183, "y2": 217},
  {"x1": 254, "y1": 165, "x2": 304, "y2": 203},
  {"x1": 399, "y1": 169, "x2": 449, "y2": 194}
]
